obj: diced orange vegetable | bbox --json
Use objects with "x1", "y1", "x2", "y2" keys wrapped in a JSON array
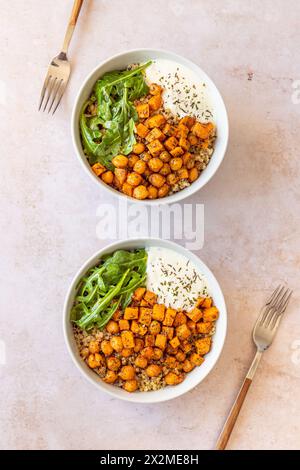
[
  {"x1": 170, "y1": 337, "x2": 180, "y2": 349},
  {"x1": 149, "y1": 94, "x2": 162, "y2": 111},
  {"x1": 162, "y1": 326, "x2": 174, "y2": 340},
  {"x1": 124, "y1": 307, "x2": 139, "y2": 320},
  {"x1": 176, "y1": 323, "x2": 191, "y2": 340},
  {"x1": 143, "y1": 290, "x2": 157, "y2": 306},
  {"x1": 203, "y1": 307, "x2": 219, "y2": 322},
  {"x1": 164, "y1": 136, "x2": 178, "y2": 151},
  {"x1": 146, "y1": 127, "x2": 165, "y2": 143},
  {"x1": 186, "y1": 307, "x2": 202, "y2": 323},
  {"x1": 155, "y1": 334, "x2": 167, "y2": 350},
  {"x1": 121, "y1": 330, "x2": 135, "y2": 349},
  {"x1": 195, "y1": 337, "x2": 211, "y2": 355},
  {"x1": 152, "y1": 304, "x2": 165, "y2": 322},
  {"x1": 139, "y1": 307, "x2": 152, "y2": 326},
  {"x1": 136, "y1": 122, "x2": 149, "y2": 138},
  {"x1": 136, "y1": 103, "x2": 149, "y2": 119},
  {"x1": 119, "y1": 319, "x2": 130, "y2": 331},
  {"x1": 163, "y1": 308, "x2": 177, "y2": 326},
  {"x1": 92, "y1": 163, "x2": 106, "y2": 176},
  {"x1": 147, "y1": 114, "x2": 166, "y2": 128},
  {"x1": 133, "y1": 287, "x2": 146, "y2": 301}
]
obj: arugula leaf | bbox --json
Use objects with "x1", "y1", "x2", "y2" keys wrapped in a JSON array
[
  {"x1": 71, "y1": 249, "x2": 148, "y2": 330},
  {"x1": 79, "y1": 61, "x2": 151, "y2": 169}
]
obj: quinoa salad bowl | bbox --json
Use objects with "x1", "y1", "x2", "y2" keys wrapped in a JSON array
[
  {"x1": 63, "y1": 239, "x2": 227, "y2": 403},
  {"x1": 71, "y1": 49, "x2": 229, "y2": 205}
]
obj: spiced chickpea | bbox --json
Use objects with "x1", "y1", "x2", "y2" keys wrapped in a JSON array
[
  {"x1": 135, "y1": 355, "x2": 148, "y2": 369},
  {"x1": 148, "y1": 157, "x2": 164, "y2": 173},
  {"x1": 119, "y1": 365, "x2": 135, "y2": 380},
  {"x1": 80, "y1": 347, "x2": 89, "y2": 358},
  {"x1": 133, "y1": 159, "x2": 147, "y2": 175},
  {"x1": 158, "y1": 184, "x2": 170, "y2": 198},
  {"x1": 170, "y1": 157, "x2": 183, "y2": 171},
  {"x1": 110, "y1": 336, "x2": 123, "y2": 353},
  {"x1": 103, "y1": 370, "x2": 118, "y2": 384},
  {"x1": 112, "y1": 155, "x2": 128, "y2": 169},
  {"x1": 176, "y1": 351, "x2": 186, "y2": 362},
  {"x1": 146, "y1": 364, "x2": 162, "y2": 378},
  {"x1": 106, "y1": 320, "x2": 119, "y2": 334},
  {"x1": 101, "y1": 340, "x2": 113, "y2": 356},
  {"x1": 189, "y1": 167, "x2": 199, "y2": 182},
  {"x1": 148, "y1": 185, "x2": 158, "y2": 199},
  {"x1": 166, "y1": 173, "x2": 179, "y2": 186},
  {"x1": 89, "y1": 340, "x2": 100, "y2": 354},
  {"x1": 123, "y1": 379, "x2": 138, "y2": 392},
  {"x1": 106, "y1": 356, "x2": 121, "y2": 371},
  {"x1": 160, "y1": 150, "x2": 171, "y2": 163},
  {"x1": 133, "y1": 143, "x2": 145, "y2": 154},
  {"x1": 128, "y1": 154, "x2": 139, "y2": 168},
  {"x1": 127, "y1": 172, "x2": 142, "y2": 187},
  {"x1": 133, "y1": 185, "x2": 149, "y2": 199},
  {"x1": 153, "y1": 347, "x2": 163, "y2": 360},
  {"x1": 160, "y1": 163, "x2": 171, "y2": 176},
  {"x1": 101, "y1": 171, "x2": 114, "y2": 184},
  {"x1": 121, "y1": 348, "x2": 133, "y2": 358},
  {"x1": 134, "y1": 338, "x2": 144, "y2": 353},
  {"x1": 149, "y1": 320, "x2": 161, "y2": 335},
  {"x1": 148, "y1": 173, "x2": 166, "y2": 188}
]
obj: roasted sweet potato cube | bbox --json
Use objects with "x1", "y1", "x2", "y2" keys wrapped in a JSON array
[
  {"x1": 195, "y1": 337, "x2": 211, "y2": 355},
  {"x1": 147, "y1": 114, "x2": 166, "y2": 129},
  {"x1": 191, "y1": 122, "x2": 214, "y2": 139},
  {"x1": 202, "y1": 297, "x2": 212, "y2": 308},
  {"x1": 131, "y1": 320, "x2": 140, "y2": 334},
  {"x1": 152, "y1": 303, "x2": 165, "y2": 322},
  {"x1": 163, "y1": 308, "x2": 177, "y2": 326},
  {"x1": 150, "y1": 83, "x2": 163, "y2": 95},
  {"x1": 197, "y1": 321, "x2": 213, "y2": 334},
  {"x1": 136, "y1": 103, "x2": 150, "y2": 119},
  {"x1": 176, "y1": 323, "x2": 191, "y2": 340},
  {"x1": 114, "y1": 168, "x2": 127, "y2": 187},
  {"x1": 140, "y1": 299, "x2": 150, "y2": 306},
  {"x1": 136, "y1": 123, "x2": 149, "y2": 138},
  {"x1": 195, "y1": 297, "x2": 206, "y2": 307},
  {"x1": 149, "y1": 94, "x2": 162, "y2": 111},
  {"x1": 179, "y1": 116, "x2": 196, "y2": 129},
  {"x1": 121, "y1": 330, "x2": 135, "y2": 349},
  {"x1": 147, "y1": 139, "x2": 164, "y2": 157},
  {"x1": 162, "y1": 326, "x2": 174, "y2": 340},
  {"x1": 170, "y1": 336, "x2": 180, "y2": 349},
  {"x1": 124, "y1": 307, "x2": 139, "y2": 320},
  {"x1": 139, "y1": 307, "x2": 152, "y2": 326},
  {"x1": 164, "y1": 136, "x2": 178, "y2": 151},
  {"x1": 174, "y1": 312, "x2": 187, "y2": 327},
  {"x1": 170, "y1": 146, "x2": 184, "y2": 158},
  {"x1": 143, "y1": 290, "x2": 157, "y2": 306},
  {"x1": 133, "y1": 287, "x2": 146, "y2": 301},
  {"x1": 145, "y1": 334, "x2": 155, "y2": 347},
  {"x1": 176, "y1": 124, "x2": 189, "y2": 138},
  {"x1": 203, "y1": 307, "x2": 219, "y2": 322},
  {"x1": 190, "y1": 352, "x2": 204, "y2": 367},
  {"x1": 119, "y1": 319, "x2": 130, "y2": 331},
  {"x1": 186, "y1": 307, "x2": 202, "y2": 323},
  {"x1": 163, "y1": 123, "x2": 177, "y2": 136},
  {"x1": 181, "y1": 340, "x2": 192, "y2": 353},
  {"x1": 155, "y1": 334, "x2": 167, "y2": 350},
  {"x1": 92, "y1": 163, "x2": 106, "y2": 176},
  {"x1": 179, "y1": 136, "x2": 190, "y2": 151},
  {"x1": 146, "y1": 127, "x2": 165, "y2": 143}
]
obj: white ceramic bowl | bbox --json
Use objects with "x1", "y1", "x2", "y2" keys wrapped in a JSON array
[
  {"x1": 63, "y1": 238, "x2": 227, "y2": 403},
  {"x1": 71, "y1": 49, "x2": 229, "y2": 204}
]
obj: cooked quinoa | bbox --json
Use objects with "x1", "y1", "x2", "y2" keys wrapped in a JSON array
[{"x1": 73, "y1": 288, "x2": 218, "y2": 393}]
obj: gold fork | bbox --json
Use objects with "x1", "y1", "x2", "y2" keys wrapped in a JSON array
[
  {"x1": 216, "y1": 285, "x2": 292, "y2": 450},
  {"x1": 38, "y1": 0, "x2": 84, "y2": 114}
]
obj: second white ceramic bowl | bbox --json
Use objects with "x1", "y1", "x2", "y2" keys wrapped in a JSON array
[
  {"x1": 71, "y1": 49, "x2": 229, "y2": 204},
  {"x1": 63, "y1": 238, "x2": 227, "y2": 403}
]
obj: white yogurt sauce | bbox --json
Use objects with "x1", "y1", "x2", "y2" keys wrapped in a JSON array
[
  {"x1": 146, "y1": 246, "x2": 209, "y2": 311},
  {"x1": 145, "y1": 59, "x2": 214, "y2": 123}
]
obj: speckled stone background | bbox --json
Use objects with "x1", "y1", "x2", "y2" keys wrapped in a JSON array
[{"x1": 0, "y1": 0, "x2": 300, "y2": 450}]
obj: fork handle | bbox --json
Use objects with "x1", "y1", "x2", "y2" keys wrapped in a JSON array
[
  {"x1": 215, "y1": 350, "x2": 262, "y2": 450},
  {"x1": 61, "y1": 0, "x2": 84, "y2": 54}
]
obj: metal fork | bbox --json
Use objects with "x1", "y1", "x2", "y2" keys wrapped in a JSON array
[
  {"x1": 216, "y1": 285, "x2": 292, "y2": 450},
  {"x1": 38, "y1": 0, "x2": 84, "y2": 115}
]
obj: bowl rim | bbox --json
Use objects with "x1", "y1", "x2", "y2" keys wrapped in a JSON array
[
  {"x1": 63, "y1": 238, "x2": 227, "y2": 403},
  {"x1": 71, "y1": 48, "x2": 229, "y2": 205}
]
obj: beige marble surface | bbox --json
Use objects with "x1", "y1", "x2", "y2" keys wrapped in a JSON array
[{"x1": 1, "y1": 0, "x2": 300, "y2": 450}]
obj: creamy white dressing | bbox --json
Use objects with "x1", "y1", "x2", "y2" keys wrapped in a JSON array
[
  {"x1": 145, "y1": 59, "x2": 214, "y2": 123},
  {"x1": 146, "y1": 247, "x2": 209, "y2": 311}
]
